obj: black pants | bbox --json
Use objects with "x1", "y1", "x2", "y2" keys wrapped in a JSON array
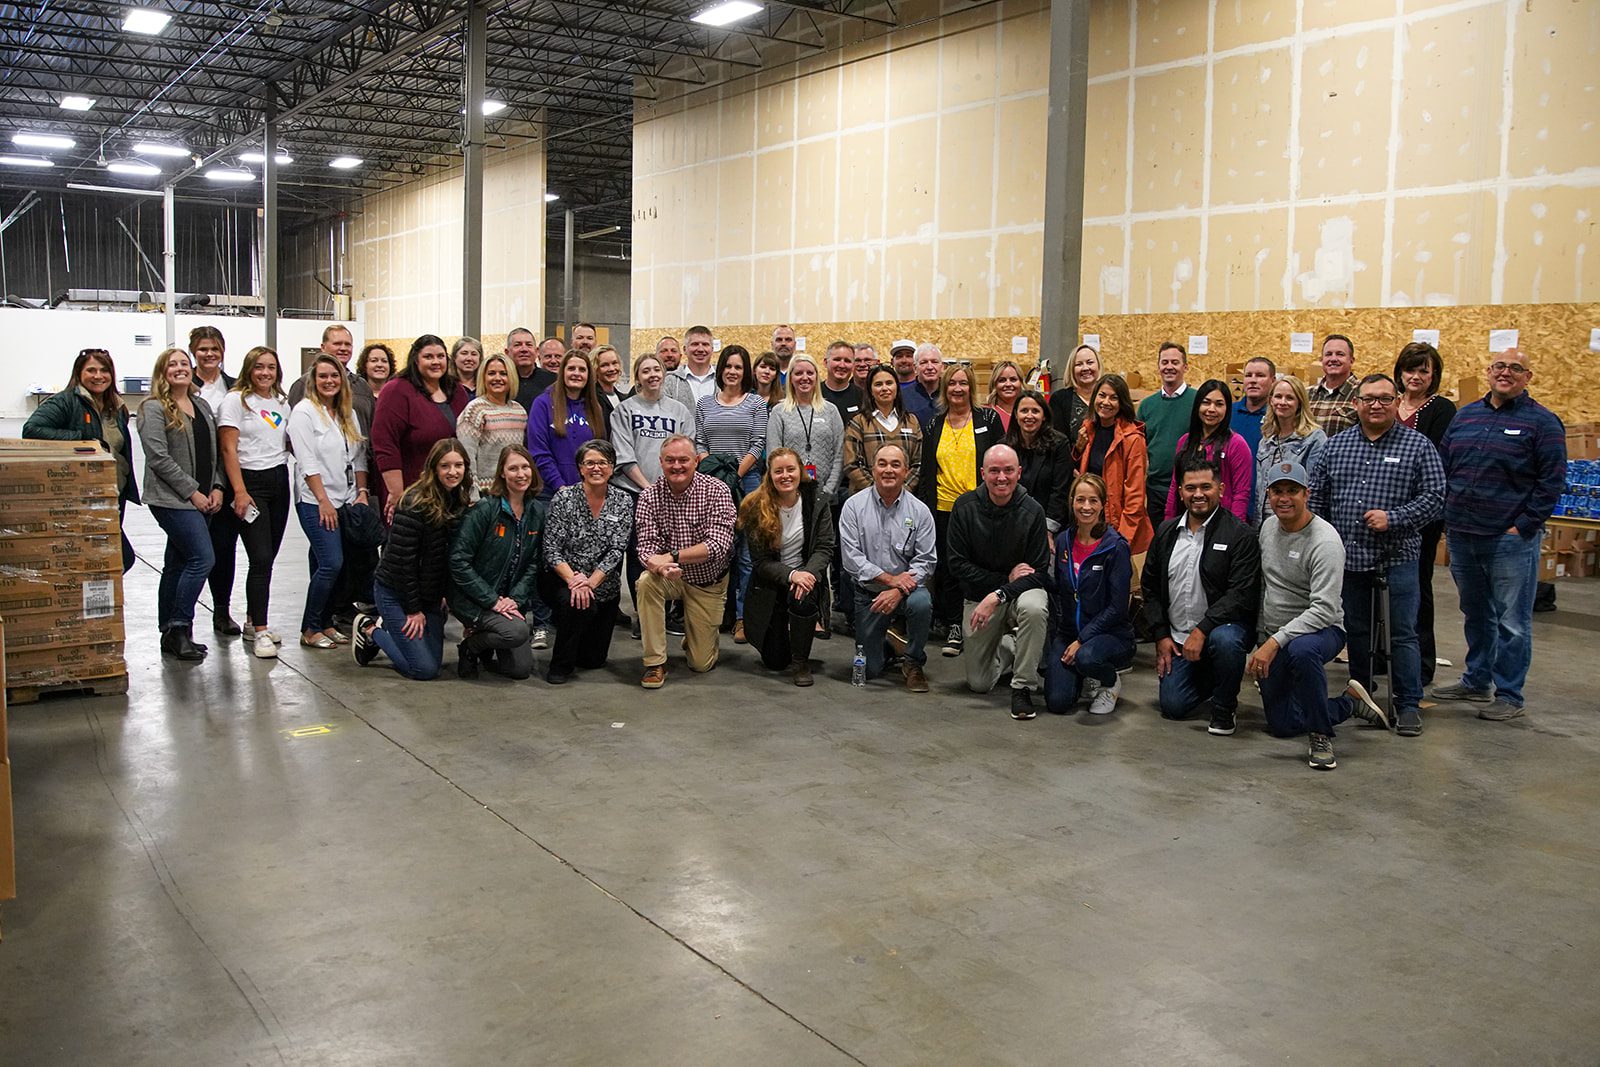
[
  {"x1": 550, "y1": 587, "x2": 619, "y2": 677},
  {"x1": 829, "y1": 489, "x2": 850, "y2": 618},
  {"x1": 1417, "y1": 519, "x2": 1444, "y2": 686},
  {"x1": 118, "y1": 498, "x2": 135, "y2": 573},
  {"x1": 1145, "y1": 470, "x2": 1170, "y2": 527},
  {"x1": 210, "y1": 465, "x2": 291, "y2": 627},
  {"x1": 932, "y1": 508, "x2": 960, "y2": 628},
  {"x1": 758, "y1": 586, "x2": 820, "y2": 670},
  {"x1": 460, "y1": 610, "x2": 534, "y2": 680}
]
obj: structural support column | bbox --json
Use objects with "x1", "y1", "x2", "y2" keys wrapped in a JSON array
[
  {"x1": 263, "y1": 91, "x2": 280, "y2": 351},
  {"x1": 1039, "y1": 0, "x2": 1091, "y2": 381},
  {"x1": 163, "y1": 185, "x2": 177, "y2": 346},
  {"x1": 562, "y1": 207, "x2": 574, "y2": 343},
  {"x1": 461, "y1": 0, "x2": 487, "y2": 338}
]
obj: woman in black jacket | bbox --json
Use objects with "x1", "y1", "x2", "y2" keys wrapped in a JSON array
[
  {"x1": 1394, "y1": 341, "x2": 1457, "y2": 687},
  {"x1": 23, "y1": 347, "x2": 141, "y2": 572},
  {"x1": 1044, "y1": 473, "x2": 1136, "y2": 718},
  {"x1": 353, "y1": 438, "x2": 471, "y2": 680},
  {"x1": 737, "y1": 448, "x2": 835, "y2": 686},
  {"x1": 1003, "y1": 389, "x2": 1073, "y2": 535}
]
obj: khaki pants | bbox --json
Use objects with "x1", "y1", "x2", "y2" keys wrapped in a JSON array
[
  {"x1": 638, "y1": 570, "x2": 728, "y2": 672},
  {"x1": 962, "y1": 587, "x2": 1049, "y2": 693}
]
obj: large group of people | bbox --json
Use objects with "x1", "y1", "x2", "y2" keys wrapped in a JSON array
[{"x1": 23, "y1": 322, "x2": 1569, "y2": 772}]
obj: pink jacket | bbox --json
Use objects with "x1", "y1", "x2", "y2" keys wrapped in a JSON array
[{"x1": 1166, "y1": 430, "x2": 1254, "y2": 522}]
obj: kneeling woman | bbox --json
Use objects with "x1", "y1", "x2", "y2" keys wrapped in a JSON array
[
  {"x1": 1044, "y1": 473, "x2": 1136, "y2": 716},
  {"x1": 737, "y1": 448, "x2": 835, "y2": 686},
  {"x1": 449, "y1": 445, "x2": 545, "y2": 680},
  {"x1": 543, "y1": 440, "x2": 633, "y2": 684},
  {"x1": 354, "y1": 439, "x2": 472, "y2": 679}
]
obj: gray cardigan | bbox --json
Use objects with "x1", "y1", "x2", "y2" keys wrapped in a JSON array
[
  {"x1": 767, "y1": 402, "x2": 845, "y2": 495},
  {"x1": 138, "y1": 396, "x2": 224, "y2": 509}
]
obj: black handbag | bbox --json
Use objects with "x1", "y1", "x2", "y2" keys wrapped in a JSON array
[{"x1": 338, "y1": 500, "x2": 387, "y2": 548}]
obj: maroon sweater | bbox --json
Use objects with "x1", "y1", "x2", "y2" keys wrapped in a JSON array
[{"x1": 370, "y1": 378, "x2": 470, "y2": 508}]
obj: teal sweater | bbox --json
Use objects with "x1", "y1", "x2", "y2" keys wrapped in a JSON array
[{"x1": 1136, "y1": 389, "x2": 1195, "y2": 479}]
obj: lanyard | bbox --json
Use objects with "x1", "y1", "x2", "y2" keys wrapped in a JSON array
[{"x1": 800, "y1": 407, "x2": 815, "y2": 452}]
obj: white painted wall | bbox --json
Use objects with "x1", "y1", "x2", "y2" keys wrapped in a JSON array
[{"x1": 1, "y1": 308, "x2": 357, "y2": 418}]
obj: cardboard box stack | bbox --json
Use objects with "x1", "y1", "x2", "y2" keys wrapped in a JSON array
[
  {"x1": 0, "y1": 619, "x2": 16, "y2": 908},
  {"x1": 0, "y1": 441, "x2": 127, "y2": 697}
]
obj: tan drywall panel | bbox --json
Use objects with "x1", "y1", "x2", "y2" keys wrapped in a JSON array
[
  {"x1": 882, "y1": 241, "x2": 936, "y2": 321},
  {"x1": 1397, "y1": 9, "x2": 1505, "y2": 188},
  {"x1": 753, "y1": 256, "x2": 793, "y2": 323},
  {"x1": 995, "y1": 229, "x2": 1044, "y2": 317},
  {"x1": 942, "y1": 20, "x2": 1000, "y2": 108},
  {"x1": 1298, "y1": 29, "x2": 1394, "y2": 198},
  {"x1": 794, "y1": 139, "x2": 839, "y2": 249},
  {"x1": 796, "y1": 68, "x2": 841, "y2": 141},
  {"x1": 683, "y1": 101, "x2": 718, "y2": 166},
  {"x1": 1088, "y1": 0, "x2": 1133, "y2": 77},
  {"x1": 715, "y1": 261, "x2": 752, "y2": 326},
  {"x1": 1207, "y1": 208, "x2": 1291, "y2": 311},
  {"x1": 758, "y1": 81, "x2": 795, "y2": 148},
  {"x1": 1135, "y1": 0, "x2": 1209, "y2": 68},
  {"x1": 719, "y1": 91, "x2": 757, "y2": 158},
  {"x1": 678, "y1": 264, "x2": 712, "y2": 327},
  {"x1": 1084, "y1": 78, "x2": 1130, "y2": 218},
  {"x1": 1503, "y1": 186, "x2": 1600, "y2": 304},
  {"x1": 1211, "y1": 49, "x2": 1292, "y2": 206},
  {"x1": 754, "y1": 147, "x2": 795, "y2": 255},
  {"x1": 1389, "y1": 191, "x2": 1497, "y2": 306},
  {"x1": 1131, "y1": 65, "x2": 1207, "y2": 213},
  {"x1": 840, "y1": 52, "x2": 887, "y2": 129},
  {"x1": 1290, "y1": 200, "x2": 1385, "y2": 308},
  {"x1": 792, "y1": 252, "x2": 833, "y2": 321},
  {"x1": 716, "y1": 156, "x2": 755, "y2": 259},
  {"x1": 939, "y1": 105, "x2": 998, "y2": 233},
  {"x1": 655, "y1": 168, "x2": 687, "y2": 261},
  {"x1": 887, "y1": 38, "x2": 943, "y2": 120},
  {"x1": 1129, "y1": 215, "x2": 1203, "y2": 312},
  {"x1": 835, "y1": 246, "x2": 877, "y2": 322},
  {"x1": 884, "y1": 117, "x2": 938, "y2": 239},
  {"x1": 937, "y1": 235, "x2": 995, "y2": 318},
  {"x1": 997, "y1": 95, "x2": 1048, "y2": 227},
  {"x1": 1080, "y1": 223, "x2": 1126, "y2": 314},
  {"x1": 684, "y1": 163, "x2": 720, "y2": 251},
  {"x1": 838, "y1": 128, "x2": 886, "y2": 243},
  {"x1": 1509, "y1": 0, "x2": 1600, "y2": 178},
  {"x1": 1214, "y1": 0, "x2": 1296, "y2": 52},
  {"x1": 998, "y1": 7, "x2": 1049, "y2": 97},
  {"x1": 1302, "y1": 0, "x2": 1392, "y2": 33}
]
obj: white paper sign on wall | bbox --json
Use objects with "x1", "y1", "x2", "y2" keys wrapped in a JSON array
[
  {"x1": 1082, "y1": 334, "x2": 1100, "y2": 350},
  {"x1": 1011, "y1": 336, "x2": 1028, "y2": 355},
  {"x1": 795, "y1": 336, "x2": 807, "y2": 352},
  {"x1": 1589, "y1": 328, "x2": 1600, "y2": 353},
  {"x1": 1412, "y1": 329, "x2": 1441, "y2": 346},
  {"x1": 1289, "y1": 333, "x2": 1313, "y2": 354},
  {"x1": 712, "y1": 338, "x2": 722, "y2": 352},
  {"x1": 1188, "y1": 335, "x2": 1209, "y2": 355},
  {"x1": 1488, "y1": 329, "x2": 1518, "y2": 353}
]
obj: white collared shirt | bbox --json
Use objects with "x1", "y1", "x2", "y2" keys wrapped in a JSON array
[{"x1": 1167, "y1": 506, "x2": 1218, "y2": 642}]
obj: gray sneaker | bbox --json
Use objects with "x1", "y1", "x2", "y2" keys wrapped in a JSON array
[
  {"x1": 1431, "y1": 681, "x2": 1492, "y2": 704},
  {"x1": 1396, "y1": 708, "x2": 1423, "y2": 736},
  {"x1": 1345, "y1": 680, "x2": 1391, "y2": 730},
  {"x1": 1477, "y1": 700, "x2": 1526, "y2": 722},
  {"x1": 1308, "y1": 733, "x2": 1337, "y2": 770},
  {"x1": 531, "y1": 626, "x2": 551, "y2": 650}
]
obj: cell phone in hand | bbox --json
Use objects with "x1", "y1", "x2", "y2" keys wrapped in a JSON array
[{"x1": 242, "y1": 503, "x2": 261, "y2": 524}]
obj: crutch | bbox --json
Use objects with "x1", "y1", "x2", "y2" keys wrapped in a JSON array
[{"x1": 1366, "y1": 541, "x2": 1395, "y2": 723}]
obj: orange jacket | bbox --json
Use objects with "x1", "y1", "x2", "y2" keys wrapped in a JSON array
[{"x1": 1076, "y1": 417, "x2": 1154, "y2": 555}]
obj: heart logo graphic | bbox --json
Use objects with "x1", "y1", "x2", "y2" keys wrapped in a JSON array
[{"x1": 260, "y1": 409, "x2": 285, "y2": 429}]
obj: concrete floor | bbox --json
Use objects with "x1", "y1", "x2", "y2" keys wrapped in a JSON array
[{"x1": 3, "y1": 493, "x2": 1599, "y2": 1064}]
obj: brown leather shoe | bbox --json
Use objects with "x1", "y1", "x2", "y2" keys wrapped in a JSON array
[
  {"x1": 792, "y1": 659, "x2": 814, "y2": 687},
  {"x1": 733, "y1": 619, "x2": 747, "y2": 644},
  {"x1": 641, "y1": 664, "x2": 667, "y2": 689},
  {"x1": 902, "y1": 661, "x2": 929, "y2": 693}
]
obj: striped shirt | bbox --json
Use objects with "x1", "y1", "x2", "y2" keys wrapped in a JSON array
[
  {"x1": 1307, "y1": 422, "x2": 1444, "y2": 569},
  {"x1": 1440, "y1": 391, "x2": 1566, "y2": 537},
  {"x1": 694, "y1": 392, "x2": 768, "y2": 460},
  {"x1": 634, "y1": 471, "x2": 736, "y2": 586},
  {"x1": 457, "y1": 397, "x2": 528, "y2": 493}
]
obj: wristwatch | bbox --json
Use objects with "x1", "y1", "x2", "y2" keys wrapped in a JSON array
[
  {"x1": 994, "y1": 587, "x2": 1010, "y2": 603},
  {"x1": 670, "y1": 549, "x2": 680, "y2": 565}
]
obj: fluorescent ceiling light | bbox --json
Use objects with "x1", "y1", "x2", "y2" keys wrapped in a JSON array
[
  {"x1": 12, "y1": 132, "x2": 76, "y2": 150},
  {"x1": 107, "y1": 159, "x2": 162, "y2": 176},
  {"x1": 544, "y1": 192, "x2": 559, "y2": 202},
  {"x1": 133, "y1": 140, "x2": 190, "y2": 157},
  {"x1": 0, "y1": 155, "x2": 54, "y2": 168},
  {"x1": 328, "y1": 156, "x2": 362, "y2": 169},
  {"x1": 68, "y1": 182, "x2": 162, "y2": 196},
  {"x1": 691, "y1": 1, "x2": 761, "y2": 27},
  {"x1": 481, "y1": 99, "x2": 507, "y2": 115},
  {"x1": 60, "y1": 95, "x2": 96, "y2": 111},
  {"x1": 123, "y1": 8, "x2": 172, "y2": 34},
  {"x1": 240, "y1": 150, "x2": 292, "y2": 164},
  {"x1": 206, "y1": 167, "x2": 255, "y2": 182}
]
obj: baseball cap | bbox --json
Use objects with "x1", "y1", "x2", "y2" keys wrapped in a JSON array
[
  {"x1": 890, "y1": 338, "x2": 917, "y2": 354},
  {"x1": 1266, "y1": 460, "x2": 1309, "y2": 489}
]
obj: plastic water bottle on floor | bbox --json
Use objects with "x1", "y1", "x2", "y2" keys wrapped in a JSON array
[{"x1": 852, "y1": 645, "x2": 866, "y2": 687}]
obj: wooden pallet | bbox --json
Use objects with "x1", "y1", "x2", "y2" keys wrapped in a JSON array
[{"x1": 5, "y1": 672, "x2": 129, "y2": 706}]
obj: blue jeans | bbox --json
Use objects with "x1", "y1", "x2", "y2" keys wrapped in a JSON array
[
  {"x1": 1446, "y1": 530, "x2": 1539, "y2": 707},
  {"x1": 1343, "y1": 562, "x2": 1422, "y2": 712},
  {"x1": 1158, "y1": 622, "x2": 1249, "y2": 719},
  {"x1": 1043, "y1": 633, "x2": 1134, "y2": 714},
  {"x1": 1260, "y1": 625, "x2": 1353, "y2": 738},
  {"x1": 296, "y1": 502, "x2": 345, "y2": 634},
  {"x1": 854, "y1": 584, "x2": 933, "y2": 678},
  {"x1": 733, "y1": 468, "x2": 761, "y2": 619},
  {"x1": 149, "y1": 505, "x2": 214, "y2": 630},
  {"x1": 371, "y1": 579, "x2": 446, "y2": 680}
]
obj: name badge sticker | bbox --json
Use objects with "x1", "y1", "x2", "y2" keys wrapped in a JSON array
[
  {"x1": 1214, "y1": 543, "x2": 1229, "y2": 551},
  {"x1": 974, "y1": 425, "x2": 988, "y2": 434},
  {"x1": 1503, "y1": 428, "x2": 1522, "y2": 436},
  {"x1": 1288, "y1": 550, "x2": 1302, "y2": 560},
  {"x1": 1383, "y1": 456, "x2": 1401, "y2": 463},
  {"x1": 1091, "y1": 564, "x2": 1103, "y2": 571}
]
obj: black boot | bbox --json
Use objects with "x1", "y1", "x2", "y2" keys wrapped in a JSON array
[
  {"x1": 788, "y1": 606, "x2": 817, "y2": 667},
  {"x1": 161, "y1": 626, "x2": 206, "y2": 661},
  {"x1": 456, "y1": 641, "x2": 480, "y2": 679},
  {"x1": 185, "y1": 625, "x2": 208, "y2": 653}
]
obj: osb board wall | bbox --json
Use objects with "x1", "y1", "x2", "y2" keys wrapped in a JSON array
[{"x1": 633, "y1": 301, "x2": 1600, "y2": 423}]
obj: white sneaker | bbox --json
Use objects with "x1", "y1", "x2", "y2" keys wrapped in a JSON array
[
  {"x1": 252, "y1": 631, "x2": 279, "y2": 659},
  {"x1": 264, "y1": 629, "x2": 283, "y2": 645},
  {"x1": 1088, "y1": 676, "x2": 1121, "y2": 715},
  {"x1": 1080, "y1": 678, "x2": 1101, "y2": 707},
  {"x1": 532, "y1": 626, "x2": 551, "y2": 650}
]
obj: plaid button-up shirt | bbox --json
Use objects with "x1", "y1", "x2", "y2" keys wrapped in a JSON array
[
  {"x1": 634, "y1": 471, "x2": 735, "y2": 586},
  {"x1": 1307, "y1": 421, "x2": 1444, "y2": 569},
  {"x1": 1308, "y1": 377, "x2": 1358, "y2": 437}
]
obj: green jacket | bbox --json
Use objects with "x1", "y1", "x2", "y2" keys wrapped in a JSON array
[
  {"x1": 448, "y1": 494, "x2": 546, "y2": 618},
  {"x1": 23, "y1": 388, "x2": 141, "y2": 504}
]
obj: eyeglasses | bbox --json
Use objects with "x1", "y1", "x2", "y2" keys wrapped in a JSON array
[
  {"x1": 579, "y1": 458, "x2": 611, "y2": 469},
  {"x1": 79, "y1": 348, "x2": 110, "y2": 358},
  {"x1": 1355, "y1": 395, "x2": 1396, "y2": 406},
  {"x1": 1488, "y1": 362, "x2": 1529, "y2": 375}
]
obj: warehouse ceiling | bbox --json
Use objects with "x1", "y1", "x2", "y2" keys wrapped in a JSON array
[{"x1": 0, "y1": 0, "x2": 905, "y2": 248}]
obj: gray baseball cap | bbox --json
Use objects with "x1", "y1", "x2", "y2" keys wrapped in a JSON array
[{"x1": 1265, "y1": 460, "x2": 1309, "y2": 489}]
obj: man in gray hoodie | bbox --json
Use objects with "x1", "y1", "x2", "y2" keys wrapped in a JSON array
[{"x1": 1250, "y1": 460, "x2": 1388, "y2": 770}]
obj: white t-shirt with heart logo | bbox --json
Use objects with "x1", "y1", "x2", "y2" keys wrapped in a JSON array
[{"x1": 218, "y1": 392, "x2": 291, "y2": 470}]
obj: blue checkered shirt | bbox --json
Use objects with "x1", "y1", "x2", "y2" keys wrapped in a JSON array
[{"x1": 1307, "y1": 422, "x2": 1444, "y2": 569}]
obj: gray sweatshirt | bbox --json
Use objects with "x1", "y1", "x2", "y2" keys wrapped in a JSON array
[
  {"x1": 767, "y1": 401, "x2": 845, "y2": 495},
  {"x1": 610, "y1": 393, "x2": 693, "y2": 494},
  {"x1": 1258, "y1": 513, "x2": 1346, "y2": 647}
]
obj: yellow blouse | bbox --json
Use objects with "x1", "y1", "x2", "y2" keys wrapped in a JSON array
[{"x1": 936, "y1": 419, "x2": 976, "y2": 511}]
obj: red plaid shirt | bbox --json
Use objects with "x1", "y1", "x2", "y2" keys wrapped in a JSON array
[{"x1": 634, "y1": 472, "x2": 736, "y2": 586}]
